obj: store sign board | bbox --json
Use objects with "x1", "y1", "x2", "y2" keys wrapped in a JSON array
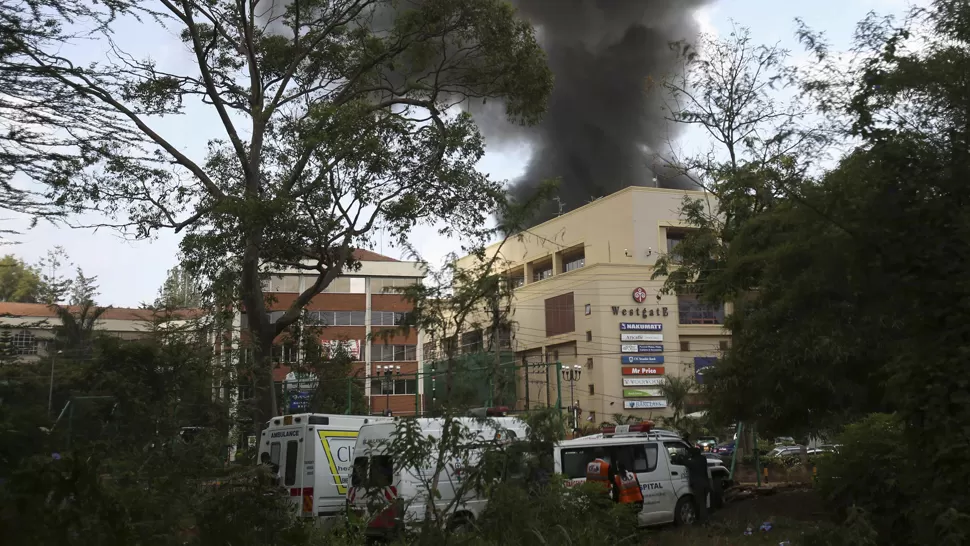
[
  {"x1": 620, "y1": 322, "x2": 663, "y2": 331},
  {"x1": 621, "y1": 355, "x2": 664, "y2": 365},
  {"x1": 624, "y1": 400, "x2": 668, "y2": 409},
  {"x1": 623, "y1": 377, "x2": 666, "y2": 387},
  {"x1": 622, "y1": 366, "x2": 665, "y2": 376},
  {"x1": 623, "y1": 388, "x2": 664, "y2": 398},
  {"x1": 620, "y1": 344, "x2": 664, "y2": 353},
  {"x1": 621, "y1": 333, "x2": 663, "y2": 342}
]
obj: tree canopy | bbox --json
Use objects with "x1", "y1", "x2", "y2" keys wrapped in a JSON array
[{"x1": 0, "y1": 254, "x2": 42, "y2": 302}]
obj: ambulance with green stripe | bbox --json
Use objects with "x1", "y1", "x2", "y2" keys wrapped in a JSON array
[{"x1": 258, "y1": 413, "x2": 391, "y2": 520}]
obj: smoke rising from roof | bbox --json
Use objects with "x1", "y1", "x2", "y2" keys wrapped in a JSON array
[{"x1": 491, "y1": 0, "x2": 712, "y2": 225}]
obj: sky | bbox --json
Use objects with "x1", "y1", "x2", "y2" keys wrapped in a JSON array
[{"x1": 3, "y1": 0, "x2": 926, "y2": 307}]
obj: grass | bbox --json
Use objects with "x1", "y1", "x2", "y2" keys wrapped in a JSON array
[{"x1": 641, "y1": 518, "x2": 830, "y2": 545}]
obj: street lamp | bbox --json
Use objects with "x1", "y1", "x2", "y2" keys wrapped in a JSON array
[
  {"x1": 48, "y1": 349, "x2": 63, "y2": 418},
  {"x1": 561, "y1": 364, "x2": 582, "y2": 431},
  {"x1": 381, "y1": 365, "x2": 401, "y2": 416}
]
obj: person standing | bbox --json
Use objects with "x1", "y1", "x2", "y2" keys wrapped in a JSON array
[
  {"x1": 685, "y1": 446, "x2": 711, "y2": 523},
  {"x1": 585, "y1": 448, "x2": 615, "y2": 499},
  {"x1": 613, "y1": 461, "x2": 644, "y2": 513}
]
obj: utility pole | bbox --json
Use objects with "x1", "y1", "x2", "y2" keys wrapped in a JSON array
[{"x1": 553, "y1": 197, "x2": 565, "y2": 216}]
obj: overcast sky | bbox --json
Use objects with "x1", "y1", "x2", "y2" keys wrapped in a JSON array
[{"x1": 3, "y1": 0, "x2": 923, "y2": 307}]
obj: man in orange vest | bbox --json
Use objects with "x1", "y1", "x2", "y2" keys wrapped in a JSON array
[
  {"x1": 585, "y1": 448, "x2": 615, "y2": 498},
  {"x1": 613, "y1": 461, "x2": 644, "y2": 512}
]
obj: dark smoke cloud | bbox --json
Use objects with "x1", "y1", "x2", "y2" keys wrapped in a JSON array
[{"x1": 491, "y1": 0, "x2": 713, "y2": 225}]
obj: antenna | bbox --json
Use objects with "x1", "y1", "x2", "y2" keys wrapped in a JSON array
[{"x1": 553, "y1": 197, "x2": 565, "y2": 216}]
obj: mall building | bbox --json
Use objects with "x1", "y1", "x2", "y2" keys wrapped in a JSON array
[{"x1": 454, "y1": 186, "x2": 730, "y2": 423}]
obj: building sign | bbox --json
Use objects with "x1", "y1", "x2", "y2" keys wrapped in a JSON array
[
  {"x1": 283, "y1": 371, "x2": 317, "y2": 413},
  {"x1": 623, "y1": 377, "x2": 666, "y2": 387},
  {"x1": 613, "y1": 307, "x2": 668, "y2": 318},
  {"x1": 623, "y1": 388, "x2": 663, "y2": 398},
  {"x1": 620, "y1": 344, "x2": 664, "y2": 353},
  {"x1": 622, "y1": 366, "x2": 665, "y2": 375},
  {"x1": 694, "y1": 357, "x2": 716, "y2": 385},
  {"x1": 619, "y1": 322, "x2": 663, "y2": 331},
  {"x1": 621, "y1": 355, "x2": 664, "y2": 364},
  {"x1": 632, "y1": 287, "x2": 647, "y2": 303},
  {"x1": 621, "y1": 333, "x2": 663, "y2": 342},
  {"x1": 323, "y1": 339, "x2": 362, "y2": 360},
  {"x1": 624, "y1": 400, "x2": 668, "y2": 409}
]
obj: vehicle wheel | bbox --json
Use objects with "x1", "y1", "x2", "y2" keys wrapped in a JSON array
[
  {"x1": 674, "y1": 496, "x2": 698, "y2": 526},
  {"x1": 711, "y1": 478, "x2": 725, "y2": 510}
]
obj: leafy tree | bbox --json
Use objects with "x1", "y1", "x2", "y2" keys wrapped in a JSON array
[
  {"x1": 51, "y1": 302, "x2": 108, "y2": 357},
  {"x1": 68, "y1": 267, "x2": 99, "y2": 307},
  {"x1": 154, "y1": 263, "x2": 202, "y2": 309},
  {"x1": 0, "y1": 254, "x2": 42, "y2": 302},
  {"x1": 12, "y1": 0, "x2": 552, "y2": 431},
  {"x1": 36, "y1": 246, "x2": 73, "y2": 304}
]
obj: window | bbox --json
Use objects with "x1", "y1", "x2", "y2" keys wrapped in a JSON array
[
  {"x1": 666, "y1": 230, "x2": 688, "y2": 263},
  {"x1": 719, "y1": 340, "x2": 730, "y2": 351},
  {"x1": 272, "y1": 344, "x2": 298, "y2": 363},
  {"x1": 372, "y1": 277, "x2": 418, "y2": 293},
  {"x1": 307, "y1": 311, "x2": 367, "y2": 326},
  {"x1": 678, "y1": 295, "x2": 725, "y2": 325},
  {"x1": 559, "y1": 443, "x2": 655, "y2": 479},
  {"x1": 586, "y1": 358, "x2": 593, "y2": 369},
  {"x1": 370, "y1": 343, "x2": 418, "y2": 362},
  {"x1": 349, "y1": 277, "x2": 365, "y2": 294},
  {"x1": 562, "y1": 248, "x2": 585, "y2": 273},
  {"x1": 588, "y1": 384, "x2": 595, "y2": 396},
  {"x1": 372, "y1": 311, "x2": 407, "y2": 326},
  {"x1": 270, "y1": 442, "x2": 281, "y2": 465},
  {"x1": 664, "y1": 441, "x2": 690, "y2": 466},
  {"x1": 510, "y1": 275, "x2": 525, "y2": 289},
  {"x1": 586, "y1": 330, "x2": 592, "y2": 342},
  {"x1": 264, "y1": 275, "x2": 300, "y2": 293},
  {"x1": 351, "y1": 456, "x2": 368, "y2": 487},
  {"x1": 680, "y1": 340, "x2": 690, "y2": 352},
  {"x1": 370, "y1": 455, "x2": 393, "y2": 487},
  {"x1": 532, "y1": 260, "x2": 553, "y2": 282},
  {"x1": 321, "y1": 277, "x2": 351, "y2": 293},
  {"x1": 461, "y1": 330, "x2": 484, "y2": 353},
  {"x1": 268, "y1": 311, "x2": 285, "y2": 324},
  {"x1": 370, "y1": 377, "x2": 418, "y2": 395},
  {"x1": 545, "y1": 292, "x2": 576, "y2": 337},
  {"x1": 12, "y1": 330, "x2": 37, "y2": 355},
  {"x1": 284, "y1": 440, "x2": 299, "y2": 486}
]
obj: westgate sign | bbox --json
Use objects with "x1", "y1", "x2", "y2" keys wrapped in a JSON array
[
  {"x1": 622, "y1": 366, "x2": 665, "y2": 375},
  {"x1": 613, "y1": 307, "x2": 669, "y2": 318}
]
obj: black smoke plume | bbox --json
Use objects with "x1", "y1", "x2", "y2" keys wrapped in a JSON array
[{"x1": 494, "y1": 0, "x2": 713, "y2": 225}]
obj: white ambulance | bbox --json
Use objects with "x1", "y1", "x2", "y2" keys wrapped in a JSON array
[
  {"x1": 554, "y1": 422, "x2": 730, "y2": 527},
  {"x1": 257, "y1": 413, "x2": 391, "y2": 520},
  {"x1": 345, "y1": 407, "x2": 529, "y2": 537}
]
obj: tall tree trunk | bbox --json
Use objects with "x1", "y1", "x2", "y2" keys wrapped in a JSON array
[{"x1": 252, "y1": 338, "x2": 278, "y2": 438}]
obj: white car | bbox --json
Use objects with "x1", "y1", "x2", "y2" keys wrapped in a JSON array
[{"x1": 553, "y1": 423, "x2": 731, "y2": 527}]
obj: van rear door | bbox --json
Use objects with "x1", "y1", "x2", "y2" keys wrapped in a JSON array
[{"x1": 271, "y1": 426, "x2": 305, "y2": 513}]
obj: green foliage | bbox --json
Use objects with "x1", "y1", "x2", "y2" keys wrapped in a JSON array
[
  {"x1": 815, "y1": 414, "x2": 912, "y2": 544},
  {"x1": 0, "y1": 255, "x2": 42, "y2": 302},
  {"x1": 154, "y1": 263, "x2": 203, "y2": 309}
]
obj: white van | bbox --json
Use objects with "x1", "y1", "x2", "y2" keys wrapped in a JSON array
[
  {"x1": 258, "y1": 413, "x2": 391, "y2": 520},
  {"x1": 554, "y1": 423, "x2": 729, "y2": 527},
  {"x1": 346, "y1": 408, "x2": 529, "y2": 537}
]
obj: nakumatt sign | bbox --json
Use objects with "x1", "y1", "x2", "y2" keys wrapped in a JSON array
[{"x1": 619, "y1": 322, "x2": 663, "y2": 331}]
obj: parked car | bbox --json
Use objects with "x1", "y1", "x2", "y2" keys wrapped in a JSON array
[
  {"x1": 773, "y1": 437, "x2": 796, "y2": 445},
  {"x1": 712, "y1": 440, "x2": 735, "y2": 457},
  {"x1": 807, "y1": 444, "x2": 840, "y2": 455},
  {"x1": 703, "y1": 452, "x2": 723, "y2": 465},
  {"x1": 766, "y1": 445, "x2": 804, "y2": 458},
  {"x1": 696, "y1": 436, "x2": 719, "y2": 452}
]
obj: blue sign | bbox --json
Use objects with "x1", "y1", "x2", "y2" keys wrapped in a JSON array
[
  {"x1": 622, "y1": 355, "x2": 665, "y2": 364},
  {"x1": 694, "y1": 357, "x2": 716, "y2": 384},
  {"x1": 620, "y1": 323, "x2": 663, "y2": 331}
]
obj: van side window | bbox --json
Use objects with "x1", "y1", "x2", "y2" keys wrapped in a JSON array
[
  {"x1": 370, "y1": 455, "x2": 393, "y2": 487},
  {"x1": 352, "y1": 457, "x2": 368, "y2": 487},
  {"x1": 284, "y1": 440, "x2": 299, "y2": 486},
  {"x1": 270, "y1": 442, "x2": 281, "y2": 465},
  {"x1": 560, "y1": 448, "x2": 593, "y2": 479},
  {"x1": 664, "y1": 441, "x2": 689, "y2": 466},
  {"x1": 634, "y1": 444, "x2": 658, "y2": 473}
]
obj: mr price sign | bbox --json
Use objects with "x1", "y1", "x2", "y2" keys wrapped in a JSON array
[
  {"x1": 622, "y1": 366, "x2": 665, "y2": 376},
  {"x1": 632, "y1": 287, "x2": 647, "y2": 303}
]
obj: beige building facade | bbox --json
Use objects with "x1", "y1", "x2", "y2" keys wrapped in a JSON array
[{"x1": 457, "y1": 186, "x2": 730, "y2": 423}]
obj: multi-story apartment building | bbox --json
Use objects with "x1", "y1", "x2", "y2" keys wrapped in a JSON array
[
  {"x1": 452, "y1": 186, "x2": 730, "y2": 424},
  {"x1": 241, "y1": 249, "x2": 426, "y2": 416}
]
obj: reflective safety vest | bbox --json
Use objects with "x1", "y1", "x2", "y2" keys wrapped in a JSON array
[
  {"x1": 586, "y1": 458, "x2": 611, "y2": 492},
  {"x1": 614, "y1": 471, "x2": 644, "y2": 504}
]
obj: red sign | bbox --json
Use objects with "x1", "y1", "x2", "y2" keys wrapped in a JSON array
[
  {"x1": 622, "y1": 366, "x2": 665, "y2": 376},
  {"x1": 632, "y1": 287, "x2": 647, "y2": 303}
]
